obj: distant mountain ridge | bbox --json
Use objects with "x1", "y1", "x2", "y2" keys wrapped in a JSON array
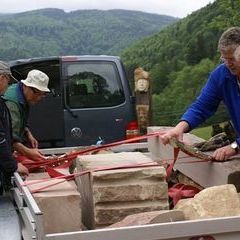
[{"x1": 0, "y1": 8, "x2": 178, "y2": 60}]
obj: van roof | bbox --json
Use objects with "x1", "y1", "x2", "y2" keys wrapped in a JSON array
[{"x1": 9, "y1": 55, "x2": 121, "y2": 67}]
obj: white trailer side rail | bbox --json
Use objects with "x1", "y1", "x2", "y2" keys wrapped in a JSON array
[
  {"x1": 13, "y1": 172, "x2": 240, "y2": 240},
  {"x1": 12, "y1": 144, "x2": 240, "y2": 240}
]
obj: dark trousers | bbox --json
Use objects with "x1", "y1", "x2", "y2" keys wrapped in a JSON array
[{"x1": 0, "y1": 171, "x2": 12, "y2": 195}]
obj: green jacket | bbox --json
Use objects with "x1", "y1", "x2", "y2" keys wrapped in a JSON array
[{"x1": 3, "y1": 83, "x2": 29, "y2": 143}]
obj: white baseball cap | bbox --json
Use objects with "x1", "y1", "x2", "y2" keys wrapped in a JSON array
[{"x1": 21, "y1": 69, "x2": 50, "y2": 92}]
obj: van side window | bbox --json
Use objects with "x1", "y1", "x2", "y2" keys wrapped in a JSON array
[{"x1": 65, "y1": 62, "x2": 125, "y2": 108}]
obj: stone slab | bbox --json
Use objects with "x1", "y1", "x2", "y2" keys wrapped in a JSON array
[
  {"x1": 147, "y1": 126, "x2": 240, "y2": 191},
  {"x1": 27, "y1": 179, "x2": 81, "y2": 234},
  {"x1": 95, "y1": 200, "x2": 169, "y2": 226},
  {"x1": 147, "y1": 126, "x2": 203, "y2": 162},
  {"x1": 108, "y1": 210, "x2": 185, "y2": 228},
  {"x1": 76, "y1": 152, "x2": 168, "y2": 229}
]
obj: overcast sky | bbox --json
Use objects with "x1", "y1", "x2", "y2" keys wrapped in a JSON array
[{"x1": 0, "y1": 0, "x2": 215, "y2": 18}]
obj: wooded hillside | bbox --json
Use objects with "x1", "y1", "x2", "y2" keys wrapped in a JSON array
[
  {"x1": 121, "y1": 0, "x2": 240, "y2": 126},
  {"x1": 0, "y1": 8, "x2": 177, "y2": 60}
]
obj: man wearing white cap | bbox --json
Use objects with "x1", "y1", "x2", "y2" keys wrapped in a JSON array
[
  {"x1": 0, "y1": 61, "x2": 28, "y2": 193},
  {"x1": 4, "y1": 69, "x2": 50, "y2": 161}
]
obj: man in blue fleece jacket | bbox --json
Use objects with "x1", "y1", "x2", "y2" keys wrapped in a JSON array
[{"x1": 160, "y1": 27, "x2": 240, "y2": 161}]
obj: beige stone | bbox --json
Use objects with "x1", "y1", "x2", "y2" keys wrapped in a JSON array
[
  {"x1": 95, "y1": 201, "x2": 169, "y2": 226},
  {"x1": 108, "y1": 210, "x2": 185, "y2": 228},
  {"x1": 26, "y1": 172, "x2": 50, "y2": 180},
  {"x1": 175, "y1": 184, "x2": 240, "y2": 220},
  {"x1": 28, "y1": 179, "x2": 81, "y2": 234},
  {"x1": 76, "y1": 152, "x2": 168, "y2": 229},
  {"x1": 93, "y1": 181, "x2": 167, "y2": 203},
  {"x1": 148, "y1": 126, "x2": 240, "y2": 192}
]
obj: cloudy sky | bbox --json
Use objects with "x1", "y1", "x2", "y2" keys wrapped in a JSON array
[{"x1": 0, "y1": 0, "x2": 215, "y2": 18}]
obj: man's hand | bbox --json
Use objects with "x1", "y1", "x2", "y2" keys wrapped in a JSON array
[
  {"x1": 212, "y1": 145, "x2": 237, "y2": 161},
  {"x1": 159, "y1": 121, "x2": 189, "y2": 144},
  {"x1": 14, "y1": 142, "x2": 45, "y2": 161},
  {"x1": 17, "y1": 163, "x2": 29, "y2": 176},
  {"x1": 25, "y1": 148, "x2": 45, "y2": 161}
]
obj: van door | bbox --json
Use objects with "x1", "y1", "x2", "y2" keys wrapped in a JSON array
[
  {"x1": 11, "y1": 59, "x2": 65, "y2": 148},
  {"x1": 62, "y1": 59, "x2": 132, "y2": 146}
]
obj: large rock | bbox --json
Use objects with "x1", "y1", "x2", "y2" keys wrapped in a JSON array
[
  {"x1": 175, "y1": 184, "x2": 240, "y2": 220},
  {"x1": 76, "y1": 152, "x2": 168, "y2": 229},
  {"x1": 108, "y1": 210, "x2": 185, "y2": 228},
  {"x1": 27, "y1": 178, "x2": 81, "y2": 234}
]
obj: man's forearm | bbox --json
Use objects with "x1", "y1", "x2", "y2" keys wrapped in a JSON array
[{"x1": 175, "y1": 121, "x2": 190, "y2": 133}]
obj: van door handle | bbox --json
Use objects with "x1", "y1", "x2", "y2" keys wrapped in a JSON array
[{"x1": 115, "y1": 118, "x2": 123, "y2": 122}]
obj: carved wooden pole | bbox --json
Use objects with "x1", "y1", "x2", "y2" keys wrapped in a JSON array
[{"x1": 134, "y1": 67, "x2": 152, "y2": 135}]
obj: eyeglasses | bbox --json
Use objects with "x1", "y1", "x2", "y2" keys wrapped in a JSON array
[{"x1": 30, "y1": 87, "x2": 46, "y2": 97}]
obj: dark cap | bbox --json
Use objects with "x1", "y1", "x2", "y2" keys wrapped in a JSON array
[{"x1": 0, "y1": 60, "x2": 17, "y2": 82}]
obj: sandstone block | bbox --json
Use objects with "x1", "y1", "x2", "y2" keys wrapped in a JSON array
[
  {"x1": 147, "y1": 126, "x2": 203, "y2": 162},
  {"x1": 28, "y1": 179, "x2": 81, "y2": 234},
  {"x1": 76, "y1": 152, "x2": 168, "y2": 229}
]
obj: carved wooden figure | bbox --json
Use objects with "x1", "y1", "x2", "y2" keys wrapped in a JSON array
[{"x1": 134, "y1": 67, "x2": 152, "y2": 134}]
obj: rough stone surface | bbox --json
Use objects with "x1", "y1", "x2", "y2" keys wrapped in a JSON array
[
  {"x1": 93, "y1": 181, "x2": 167, "y2": 203},
  {"x1": 76, "y1": 152, "x2": 168, "y2": 229},
  {"x1": 148, "y1": 126, "x2": 240, "y2": 192},
  {"x1": 28, "y1": 178, "x2": 81, "y2": 234},
  {"x1": 108, "y1": 210, "x2": 185, "y2": 228},
  {"x1": 95, "y1": 200, "x2": 169, "y2": 225},
  {"x1": 174, "y1": 184, "x2": 240, "y2": 220}
]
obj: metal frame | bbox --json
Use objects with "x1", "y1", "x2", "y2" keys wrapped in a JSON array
[
  {"x1": 41, "y1": 142, "x2": 148, "y2": 155},
  {"x1": 13, "y1": 173, "x2": 240, "y2": 240},
  {"x1": 12, "y1": 144, "x2": 240, "y2": 240}
]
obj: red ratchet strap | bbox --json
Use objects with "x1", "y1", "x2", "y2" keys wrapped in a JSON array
[
  {"x1": 166, "y1": 139, "x2": 213, "y2": 205},
  {"x1": 15, "y1": 132, "x2": 162, "y2": 172},
  {"x1": 168, "y1": 183, "x2": 200, "y2": 206},
  {"x1": 25, "y1": 161, "x2": 159, "y2": 193},
  {"x1": 166, "y1": 147, "x2": 180, "y2": 181}
]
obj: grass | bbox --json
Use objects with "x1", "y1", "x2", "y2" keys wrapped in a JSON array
[
  {"x1": 191, "y1": 122, "x2": 228, "y2": 140},
  {"x1": 191, "y1": 126, "x2": 212, "y2": 140}
]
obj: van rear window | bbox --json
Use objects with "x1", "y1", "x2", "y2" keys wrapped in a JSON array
[{"x1": 65, "y1": 62, "x2": 125, "y2": 108}]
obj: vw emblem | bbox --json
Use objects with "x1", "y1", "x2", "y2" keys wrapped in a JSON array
[{"x1": 71, "y1": 127, "x2": 82, "y2": 138}]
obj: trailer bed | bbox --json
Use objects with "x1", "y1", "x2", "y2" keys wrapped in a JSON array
[{"x1": 12, "y1": 145, "x2": 240, "y2": 240}]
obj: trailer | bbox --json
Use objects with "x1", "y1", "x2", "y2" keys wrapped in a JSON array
[{"x1": 9, "y1": 144, "x2": 240, "y2": 240}]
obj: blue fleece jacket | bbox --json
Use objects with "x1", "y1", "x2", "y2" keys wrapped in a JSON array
[{"x1": 181, "y1": 64, "x2": 240, "y2": 145}]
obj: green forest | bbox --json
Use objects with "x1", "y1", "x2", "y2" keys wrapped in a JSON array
[
  {"x1": 0, "y1": 8, "x2": 177, "y2": 59},
  {"x1": 121, "y1": 0, "x2": 240, "y2": 127},
  {"x1": 1, "y1": 1, "x2": 239, "y2": 128}
]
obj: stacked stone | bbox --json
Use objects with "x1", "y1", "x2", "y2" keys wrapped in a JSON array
[
  {"x1": 26, "y1": 172, "x2": 82, "y2": 234},
  {"x1": 76, "y1": 152, "x2": 168, "y2": 229}
]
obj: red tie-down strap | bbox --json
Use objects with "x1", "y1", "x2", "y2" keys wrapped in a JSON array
[
  {"x1": 24, "y1": 161, "x2": 159, "y2": 193},
  {"x1": 14, "y1": 132, "x2": 162, "y2": 172},
  {"x1": 168, "y1": 183, "x2": 201, "y2": 206}
]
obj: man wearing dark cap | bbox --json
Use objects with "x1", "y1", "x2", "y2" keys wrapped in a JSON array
[{"x1": 0, "y1": 61, "x2": 28, "y2": 193}]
